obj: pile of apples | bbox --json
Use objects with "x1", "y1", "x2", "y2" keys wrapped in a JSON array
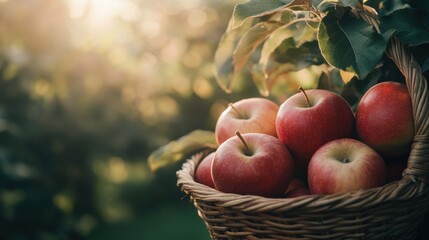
[{"x1": 195, "y1": 82, "x2": 414, "y2": 198}]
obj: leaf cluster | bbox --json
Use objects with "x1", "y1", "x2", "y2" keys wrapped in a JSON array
[
  {"x1": 149, "y1": 0, "x2": 429, "y2": 172},
  {"x1": 214, "y1": 0, "x2": 429, "y2": 103}
]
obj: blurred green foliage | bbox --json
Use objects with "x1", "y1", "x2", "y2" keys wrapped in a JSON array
[{"x1": 0, "y1": 0, "x2": 266, "y2": 239}]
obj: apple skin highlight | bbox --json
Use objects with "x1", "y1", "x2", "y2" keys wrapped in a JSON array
[
  {"x1": 215, "y1": 98, "x2": 279, "y2": 145},
  {"x1": 356, "y1": 81, "x2": 414, "y2": 158},
  {"x1": 212, "y1": 133, "x2": 294, "y2": 198},
  {"x1": 308, "y1": 138, "x2": 387, "y2": 195}
]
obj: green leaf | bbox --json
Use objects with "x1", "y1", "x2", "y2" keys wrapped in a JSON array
[
  {"x1": 251, "y1": 63, "x2": 270, "y2": 96},
  {"x1": 233, "y1": 21, "x2": 284, "y2": 75},
  {"x1": 279, "y1": 8, "x2": 295, "y2": 22},
  {"x1": 313, "y1": 0, "x2": 336, "y2": 12},
  {"x1": 317, "y1": 68, "x2": 345, "y2": 94},
  {"x1": 312, "y1": 0, "x2": 323, "y2": 8},
  {"x1": 214, "y1": 19, "x2": 255, "y2": 92},
  {"x1": 339, "y1": 0, "x2": 359, "y2": 7},
  {"x1": 380, "y1": 9, "x2": 429, "y2": 46},
  {"x1": 318, "y1": 10, "x2": 387, "y2": 79},
  {"x1": 422, "y1": 57, "x2": 429, "y2": 72},
  {"x1": 255, "y1": 40, "x2": 325, "y2": 91},
  {"x1": 232, "y1": 0, "x2": 307, "y2": 29},
  {"x1": 364, "y1": 0, "x2": 382, "y2": 10},
  {"x1": 274, "y1": 40, "x2": 325, "y2": 68},
  {"x1": 314, "y1": 0, "x2": 360, "y2": 6},
  {"x1": 260, "y1": 19, "x2": 318, "y2": 68},
  {"x1": 379, "y1": 0, "x2": 410, "y2": 16},
  {"x1": 257, "y1": 38, "x2": 296, "y2": 91},
  {"x1": 232, "y1": 0, "x2": 287, "y2": 29},
  {"x1": 147, "y1": 130, "x2": 217, "y2": 172},
  {"x1": 257, "y1": 17, "x2": 319, "y2": 91},
  {"x1": 252, "y1": 61, "x2": 293, "y2": 94},
  {"x1": 313, "y1": 0, "x2": 360, "y2": 11}
]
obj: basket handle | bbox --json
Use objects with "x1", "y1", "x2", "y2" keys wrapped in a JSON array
[
  {"x1": 355, "y1": 6, "x2": 429, "y2": 182},
  {"x1": 387, "y1": 37, "x2": 429, "y2": 181}
]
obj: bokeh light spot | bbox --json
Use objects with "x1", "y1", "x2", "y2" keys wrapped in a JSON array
[
  {"x1": 53, "y1": 194, "x2": 73, "y2": 214},
  {"x1": 193, "y1": 77, "x2": 213, "y2": 99},
  {"x1": 108, "y1": 157, "x2": 128, "y2": 183},
  {"x1": 75, "y1": 214, "x2": 97, "y2": 235},
  {"x1": 156, "y1": 96, "x2": 179, "y2": 118},
  {"x1": 188, "y1": 9, "x2": 207, "y2": 27}
]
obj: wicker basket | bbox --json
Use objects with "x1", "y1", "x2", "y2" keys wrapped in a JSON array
[{"x1": 177, "y1": 7, "x2": 429, "y2": 240}]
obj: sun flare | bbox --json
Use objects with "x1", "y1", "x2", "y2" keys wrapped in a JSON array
[{"x1": 68, "y1": 0, "x2": 139, "y2": 27}]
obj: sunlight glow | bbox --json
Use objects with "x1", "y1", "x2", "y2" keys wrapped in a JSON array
[
  {"x1": 68, "y1": 0, "x2": 140, "y2": 27},
  {"x1": 140, "y1": 20, "x2": 161, "y2": 39}
]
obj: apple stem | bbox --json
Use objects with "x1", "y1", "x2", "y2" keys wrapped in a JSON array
[
  {"x1": 235, "y1": 130, "x2": 251, "y2": 156},
  {"x1": 229, "y1": 103, "x2": 246, "y2": 119},
  {"x1": 342, "y1": 158, "x2": 350, "y2": 163},
  {"x1": 299, "y1": 87, "x2": 311, "y2": 108}
]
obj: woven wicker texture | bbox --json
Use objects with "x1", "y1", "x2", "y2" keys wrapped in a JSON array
[{"x1": 177, "y1": 6, "x2": 429, "y2": 240}]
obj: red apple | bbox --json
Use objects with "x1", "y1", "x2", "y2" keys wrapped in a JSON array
[
  {"x1": 276, "y1": 88, "x2": 355, "y2": 179},
  {"x1": 215, "y1": 98, "x2": 279, "y2": 145},
  {"x1": 285, "y1": 178, "x2": 310, "y2": 198},
  {"x1": 212, "y1": 132, "x2": 293, "y2": 197},
  {"x1": 356, "y1": 81, "x2": 414, "y2": 158},
  {"x1": 308, "y1": 138, "x2": 387, "y2": 194},
  {"x1": 195, "y1": 152, "x2": 216, "y2": 188}
]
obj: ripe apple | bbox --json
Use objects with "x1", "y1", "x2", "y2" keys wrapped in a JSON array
[
  {"x1": 308, "y1": 138, "x2": 387, "y2": 194},
  {"x1": 356, "y1": 81, "x2": 414, "y2": 158},
  {"x1": 276, "y1": 88, "x2": 355, "y2": 179},
  {"x1": 195, "y1": 152, "x2": 216, "y2": 189},
  {"x1": 285, "y1": 178, "x2": 310, "y2": 198},
  {"x1": 212, "y1": 132, "x2": 294, "y2": 198},
  {"x1": 215, "y1": 98, "x2": 279, "y2": 145}
]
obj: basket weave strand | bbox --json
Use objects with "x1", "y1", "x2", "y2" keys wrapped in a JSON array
[
  {"x1": 177, "y1": 6, "x2": 429, "y2": 240},
  {"x1": 385, "y1": 36, "x2": 429, "y2": 181}
]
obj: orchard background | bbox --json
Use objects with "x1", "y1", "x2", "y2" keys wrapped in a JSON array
[{"x1": 0, "y1": 0, "x2": 258, "y2": 239}]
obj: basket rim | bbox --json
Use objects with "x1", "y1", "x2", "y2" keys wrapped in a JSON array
[{"x1": 177, "y1": 152, "x2": 427, "y2": 214}]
